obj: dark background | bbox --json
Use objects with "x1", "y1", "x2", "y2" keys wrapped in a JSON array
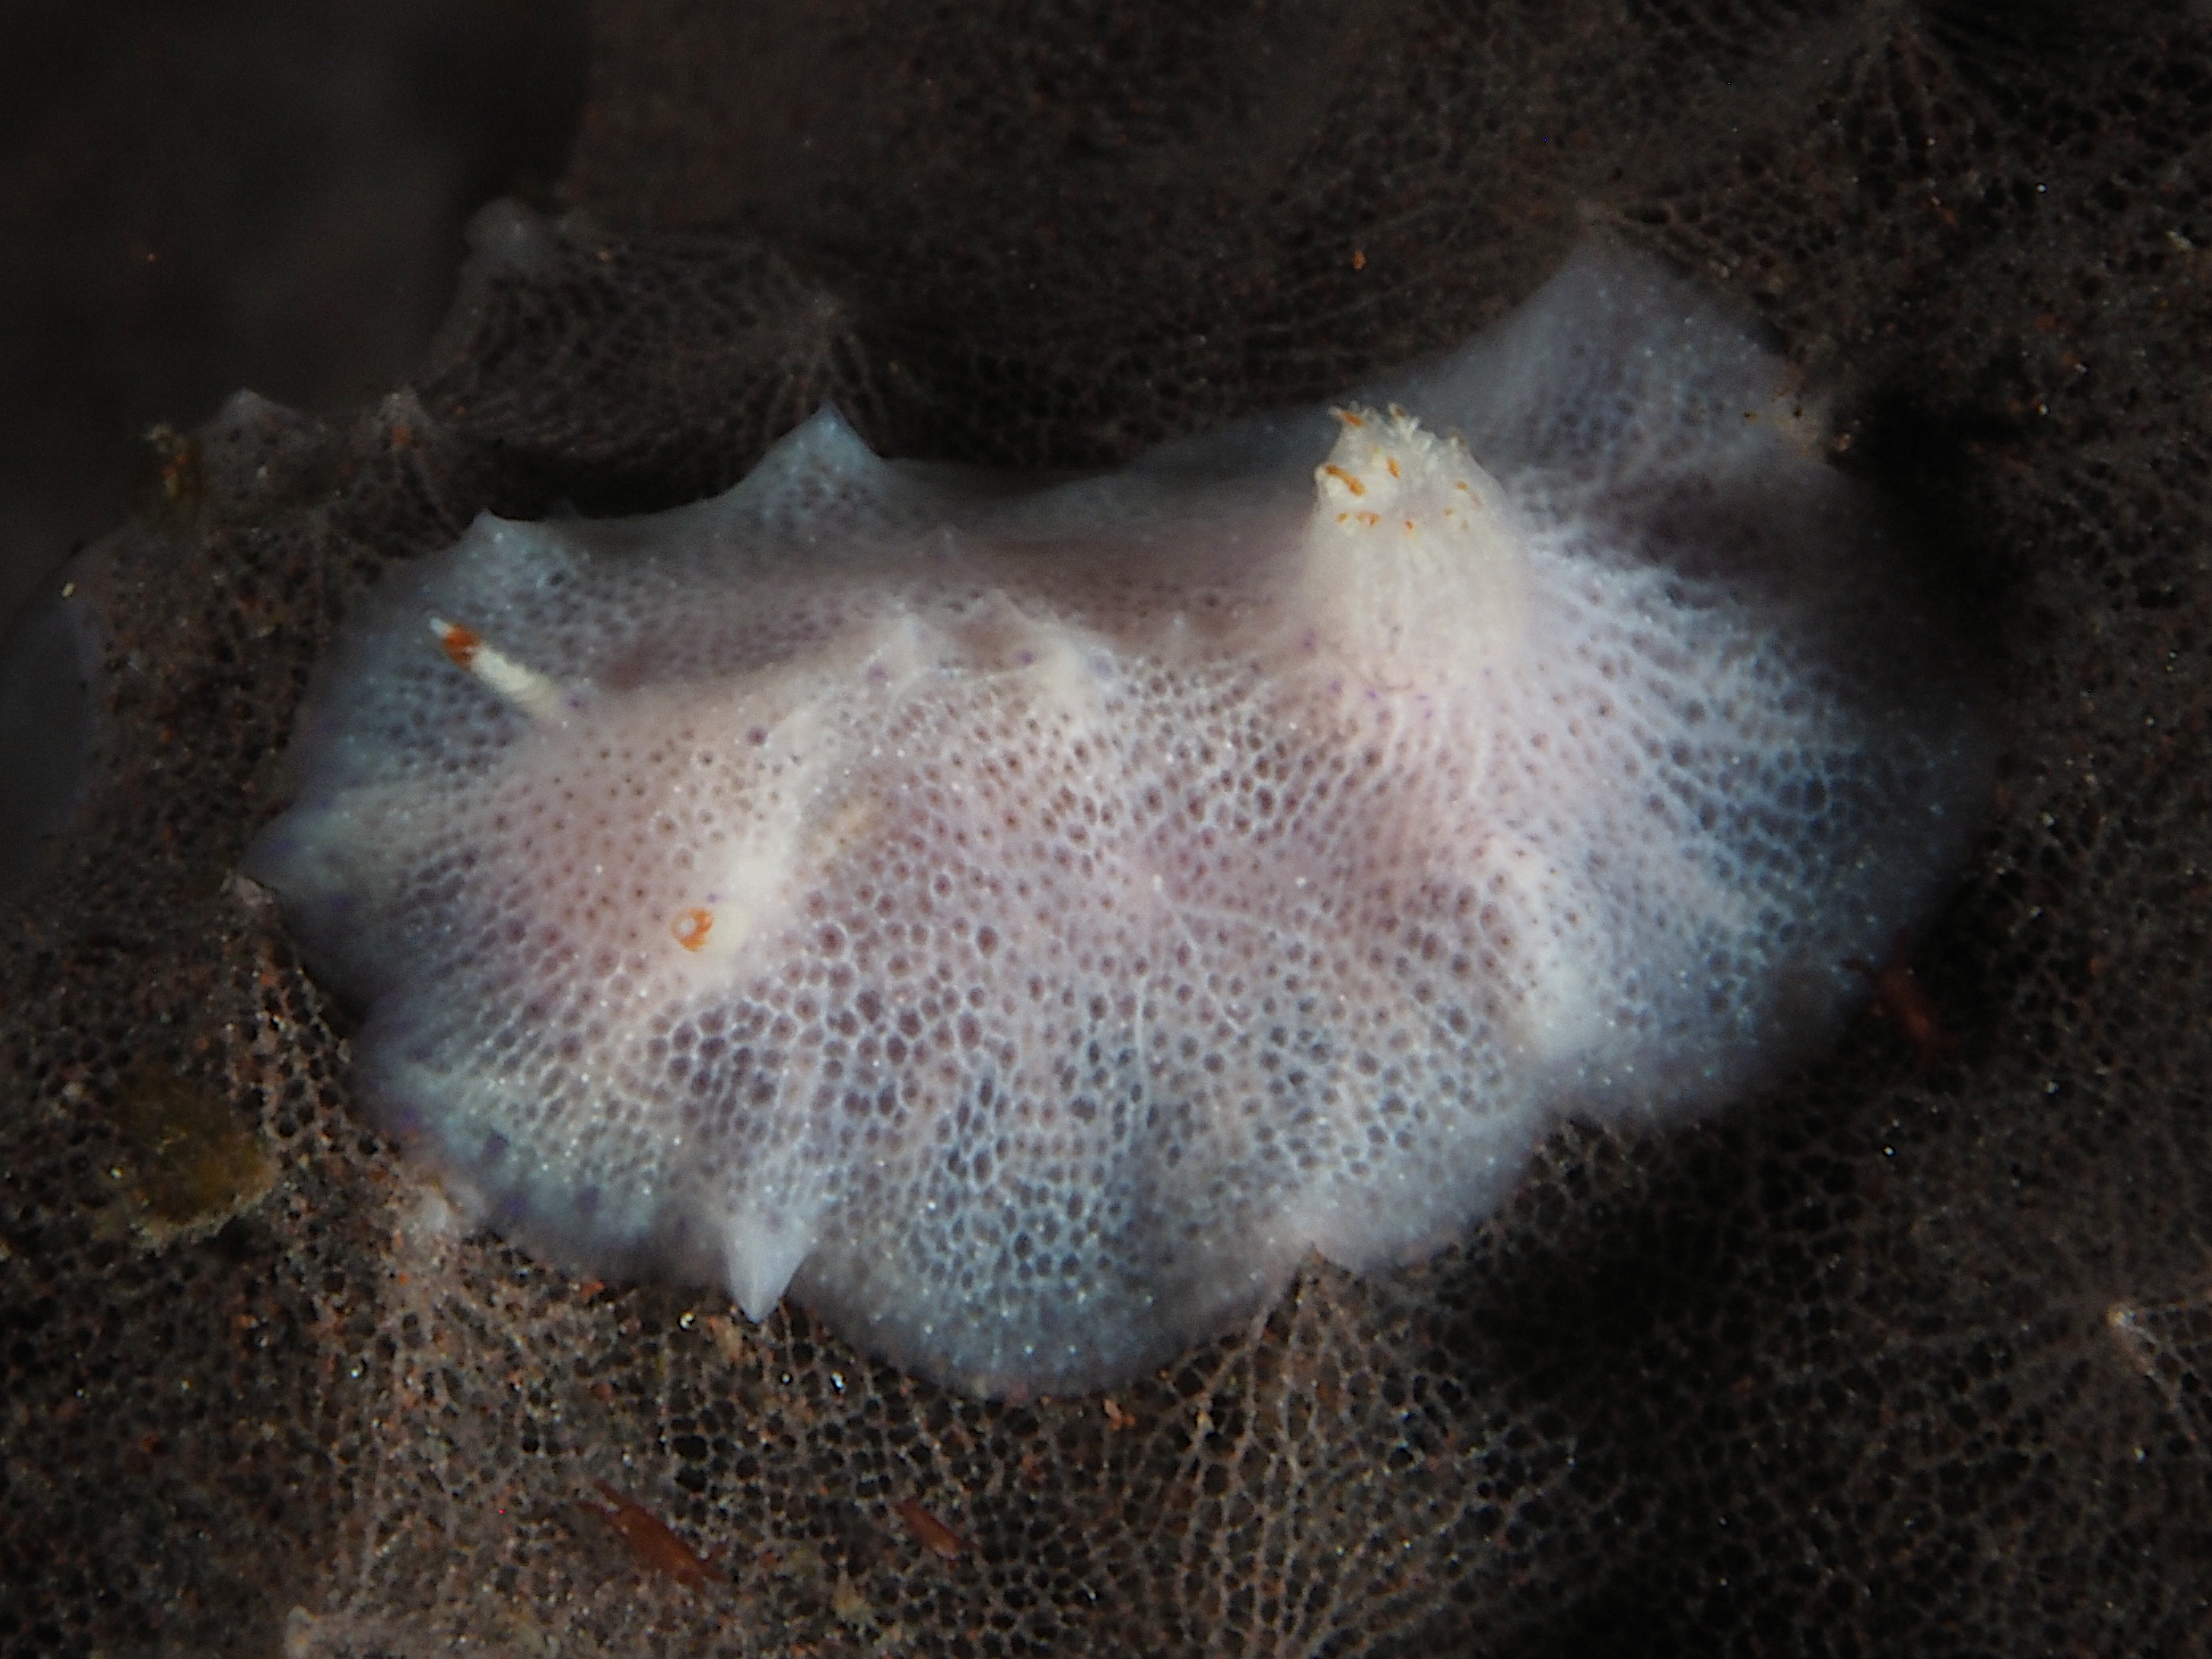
[{"x1": 0, "y1": 0, "x2": 587, "y2": 627}]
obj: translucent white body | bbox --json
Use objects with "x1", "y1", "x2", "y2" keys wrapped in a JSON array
[{"x1": 247, "y1": 243, "x2": 1985, "y2": 1396}]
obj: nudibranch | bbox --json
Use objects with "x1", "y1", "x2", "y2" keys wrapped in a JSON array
[{"x1": 245, "y1": 242, "x2": 1986, "y2": 1397}]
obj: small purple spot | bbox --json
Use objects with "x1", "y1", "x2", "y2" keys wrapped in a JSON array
[
  {"x1": 482, "y1": 1131, "x2": 508, "y2": 1164},
  {"x1": 574, "y1": 1185, "x2": 601, "y2": 1218}
]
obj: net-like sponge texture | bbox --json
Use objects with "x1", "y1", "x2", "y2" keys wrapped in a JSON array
[
  {"x1": 4, "y1": 3, "x2": 2208, "y2": 1653},
  {"x1": 245, "y1": 244, "x2": 1983, "y2": 1397}
]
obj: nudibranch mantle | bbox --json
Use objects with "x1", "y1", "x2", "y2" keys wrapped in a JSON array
[{"x1": 246, "y1": 242, "x2": 1985, "y2": 1397}]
